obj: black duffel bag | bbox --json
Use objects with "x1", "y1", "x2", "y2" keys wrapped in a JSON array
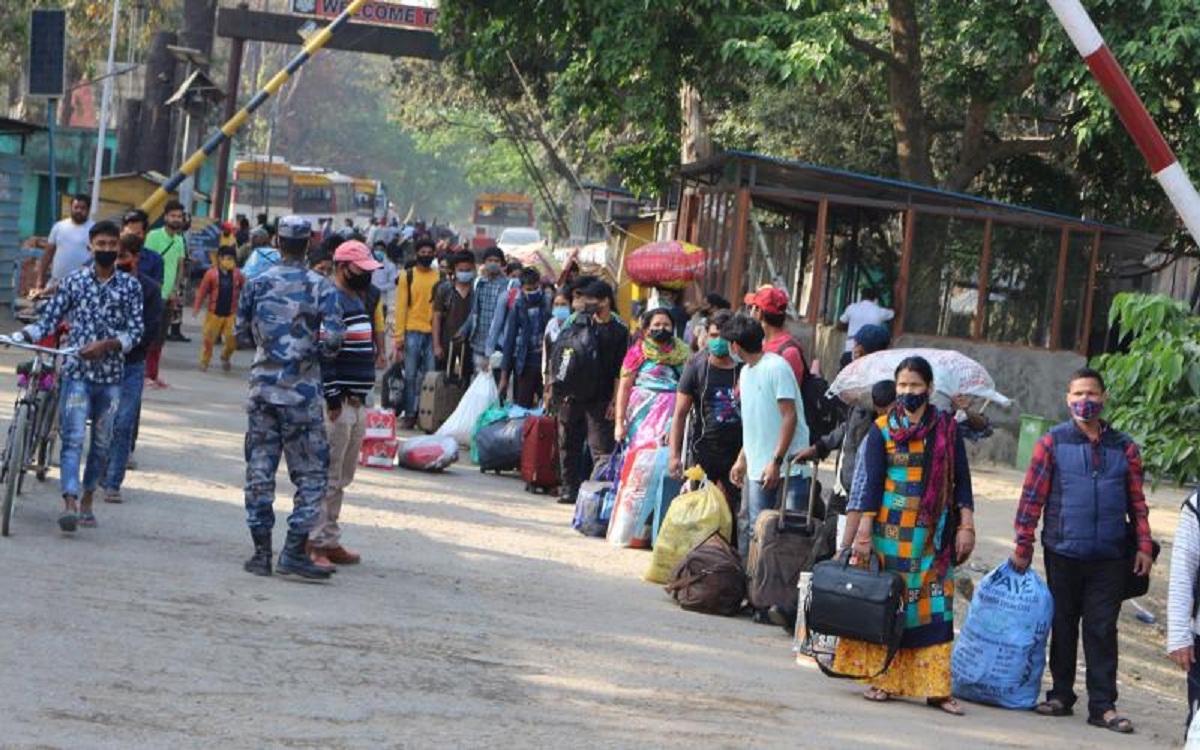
[{"x1": 804, "y1": 550, "x2": 907, "y2": 679}]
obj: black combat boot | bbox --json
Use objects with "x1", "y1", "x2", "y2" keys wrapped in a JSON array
[
  {"x1": 276, "y1": 530, "x2": 333, "y2": 580},
  {"x1": 244, "y1": 530, "x2": 273, "y2": 576}
]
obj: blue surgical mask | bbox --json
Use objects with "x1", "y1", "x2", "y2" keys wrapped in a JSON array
[
  {"x1": 708, "y1": 338, "x2": 730, "y2": 358},
  {"x1": 730, "y1": 348, "x2": 744, "y2": 365},
  {"x1": 552, "y1": 305, "x2": 570, "y2": 321},
  {"x1": 456, "y1": 270, "x2": 475, "y2": 284}
]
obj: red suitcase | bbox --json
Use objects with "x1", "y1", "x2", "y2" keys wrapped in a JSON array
[{"x1": 521, "y1": 415, "x2": 560, "y2": 493}]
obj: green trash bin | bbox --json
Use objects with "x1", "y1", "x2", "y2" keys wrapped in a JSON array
[{"x1": 1015, "y1": 414, "x2": 1054, "y2": 470}]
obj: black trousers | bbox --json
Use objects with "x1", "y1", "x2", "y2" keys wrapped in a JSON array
[
  {"x1": 1043, "y1": 549, "x2": 1127, "y2": 717},
  {"x1": 693, "y1": 439, "x2": 741, "y2": 519},
  {"x1": 557, "y1": 397, "x2": 614, "y2": 501}
]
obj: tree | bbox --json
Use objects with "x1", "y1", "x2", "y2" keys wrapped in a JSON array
[
  {"x1": 441, "y1": 0, "x2": 1200, "y2": 239},
  {"x1": 0, "y1": 1, "x2": 182, "y2": 122},
  {"x1": 1091, "y1": 293, "x2": 1200, "y2": 485}
]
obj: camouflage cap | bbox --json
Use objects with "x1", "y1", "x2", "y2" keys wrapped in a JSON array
[{"x1": 277, "y1": 215, "x2": 312, "y2": 240}]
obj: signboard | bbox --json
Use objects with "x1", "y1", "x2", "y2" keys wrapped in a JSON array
[
  {"x1": 27, "y1": 9, "x2": 67, "y2": 98},
  {"x1": 289, "y1": 0, "x2": 438, "y2": 29}
]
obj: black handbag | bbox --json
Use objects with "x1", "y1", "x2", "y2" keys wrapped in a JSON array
[
  {"x1": 804, "y1": 550, "x2": 908, "y2": 679},
  {"x1": 1122, "y1": 524, "x2": 1161, "y2": 601}
]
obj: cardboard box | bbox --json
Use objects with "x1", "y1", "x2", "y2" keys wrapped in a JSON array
[
  {"x1": 359, "y1": 438, "x2": 398, "y2": 469},
  {"x1": 364, "y1": 408, "x2": 397, "y2": 440}
]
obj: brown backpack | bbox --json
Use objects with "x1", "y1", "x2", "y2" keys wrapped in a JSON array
[{"x1": 664, "y1": 532, "x2": 745, "y2": 616}]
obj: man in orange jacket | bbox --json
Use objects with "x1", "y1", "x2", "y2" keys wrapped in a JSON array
[{"x1": 193, "y1": 246, "x2": 245, "y2": 371}]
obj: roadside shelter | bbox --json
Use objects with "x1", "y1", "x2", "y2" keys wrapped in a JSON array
[{"x1": 675, "y1": 151, "x2": 1164, "y2": 461}]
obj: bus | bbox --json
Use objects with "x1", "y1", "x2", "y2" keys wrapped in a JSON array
[
  {"x1": 353, "y1": 178, "x2": 389, "y2": 222},
  {"x1": 228, "y1": 156, "x2": 292, "y2": 223},
  {"x1": 290, "y1": 167, "x2": 357, "y2": 228},
  {"x1": 471, "y1": 193, "x2": 535, "y2": 250}
]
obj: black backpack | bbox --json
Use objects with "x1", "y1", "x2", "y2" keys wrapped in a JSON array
[
  {"x1": 550, "y1": 317, "x2": 600, "y2": 401},
  {"x1": 777, "y1": 338, "x2": 844, "y2": 444}
]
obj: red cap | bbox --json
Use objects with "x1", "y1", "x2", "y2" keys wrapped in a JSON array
[
  {"x1": 333, "y1": 240, "x2": 382, "y2": 271},
  {"x1": 745, "y1": 286, "x2": 789, "y2": 315},
  {"x1": 221, "y1": 220, "x2": 235, "y2": 233}
]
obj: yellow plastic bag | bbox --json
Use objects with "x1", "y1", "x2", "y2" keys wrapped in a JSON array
[{"x1": 643, "y1": 467, "x2": 733, "y2": 584}]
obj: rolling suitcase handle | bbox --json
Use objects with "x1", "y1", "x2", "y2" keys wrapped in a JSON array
[{"x1": 773, "y1": 453, "x2": 820, "y2": 535}]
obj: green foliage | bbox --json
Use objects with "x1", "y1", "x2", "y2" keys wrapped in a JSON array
[{"x1": 1092, "y1": 293, "x2": 1200, "y2": 485}]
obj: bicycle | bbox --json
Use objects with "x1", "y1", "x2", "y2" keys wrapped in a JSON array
[
  {"x1": 0, "y1": 334, "x2": 77, "y2": 536},
  {"x1": 15, "y1": 302, "x2": 66, "y2": 486}
]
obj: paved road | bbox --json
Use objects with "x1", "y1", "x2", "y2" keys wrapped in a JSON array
[{"x1": 0, "y1": 335, "x2": 1183, "y2": 748}]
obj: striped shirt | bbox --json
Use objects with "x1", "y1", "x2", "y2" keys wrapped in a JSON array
[{"x1": 321, "y1": 288, "x2": 376, "y2": 409}]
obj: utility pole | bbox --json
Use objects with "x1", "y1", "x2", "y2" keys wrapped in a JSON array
[
  {"x1": 89, "y1": 0, "x2": 122, "y2": 220},
  {"x1": 211, "y1": 2, "x2": 249, "y2": 221}
]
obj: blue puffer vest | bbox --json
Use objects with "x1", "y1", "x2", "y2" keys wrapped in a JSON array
[{"x1": 1042, "y1": 421, "x2": 1131, "y2": 560}]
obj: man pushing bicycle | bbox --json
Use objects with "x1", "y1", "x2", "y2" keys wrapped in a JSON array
[{"x1": 9, "y1": 220, "x2": 144, "y2": 532}]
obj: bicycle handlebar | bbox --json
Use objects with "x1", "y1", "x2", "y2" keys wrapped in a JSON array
[{"x1": 0, "y1": 335, "x2": 79, "y2": 358}]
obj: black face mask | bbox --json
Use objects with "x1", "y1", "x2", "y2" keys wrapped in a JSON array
[
  {"x1": 94, "y1": 250, "x2": 117, "y2": 269},
  {"x1": 345, "y1": 270, "x2": 371, "y2": 290},
  {"x1": 583, "y1": 304, "x2": 601, "y2": 316},
  {"x1": 648, "y1": 328, "x2": 673, "y2": 344},
  {"x1": 416, "y1": 255, "x2": 434, "y2": 268}
]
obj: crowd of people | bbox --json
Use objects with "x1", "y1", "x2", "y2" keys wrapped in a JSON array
[{"x1": 13, "y1": 199, "x2": 1191, "y2": 738}]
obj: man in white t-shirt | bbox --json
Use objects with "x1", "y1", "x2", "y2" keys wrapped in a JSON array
[
  {"x1": 37, "y1": 193, "x2": 95, "y2": 289},
  {"x1": 725, "y1": 313, "x2": 810, "y2": 530},
  {"x1": 839, "y1": 287, "x2": 894, "y2": 366}
]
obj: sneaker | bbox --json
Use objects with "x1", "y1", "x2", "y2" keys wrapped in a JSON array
[
  {"x1": 125, "y1": 457, "x2": 137, "y2": 470},
  {"x1": 399, "y1": 417, "x2": 416, "y2": 431},
  {"x1": 221, "y1": 359, "x2": 232, "y2": 372},
  {"x1": 103, "y1": 488, "x2": 122, "y2": 504}
]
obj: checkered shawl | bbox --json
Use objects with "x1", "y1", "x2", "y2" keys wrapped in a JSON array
[{"x1": 872, "y1": 412, "x2": 958, "y2": 648}]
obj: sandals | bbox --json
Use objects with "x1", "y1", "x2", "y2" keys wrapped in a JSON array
[
  {"x1": 1035, "y1": 699, "x2": 1073, "y2": 717},
  {"x1": 927, "y1": 697, "x2": 964, "y2": 716},
  {"x1": 863, "y1": 687, "x2": 891, "y2": 703},
  {"x1": 1088, "y1": 712, "x2": 1134, "y2": 734},
  {"x1": 78, "y1": 510, "x2": 97, "y2": 528},
  {"x1": 57, "y1": 512, "x2": 78, "y2": 533}
]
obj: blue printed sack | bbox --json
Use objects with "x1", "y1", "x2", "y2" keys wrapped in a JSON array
[{"x1": 951, "y1": 561, "x2": 1054, "y2": 709}]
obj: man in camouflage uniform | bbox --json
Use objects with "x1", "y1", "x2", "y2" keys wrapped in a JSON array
[{"x1": 236, "y1": 216, "x2": 345, "y2": 579}]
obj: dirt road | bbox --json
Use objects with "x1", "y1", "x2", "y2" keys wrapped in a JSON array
[{"x1": 0, "y1": 338, "x2": 1187, "y2": 748}]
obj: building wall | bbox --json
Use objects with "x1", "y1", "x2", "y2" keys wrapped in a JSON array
[{"x1": 795, "y1": 322, "x2": 1083, "y2": 467}]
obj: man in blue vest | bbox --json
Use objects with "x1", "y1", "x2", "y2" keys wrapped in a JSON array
[{"x1": 1010, "y1": 367, "x2": 1154, "y2": 734}]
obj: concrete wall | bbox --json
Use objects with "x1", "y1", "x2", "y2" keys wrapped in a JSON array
[{"x1": 790, "y1": 321, "x2": 1083, "y2": 467}]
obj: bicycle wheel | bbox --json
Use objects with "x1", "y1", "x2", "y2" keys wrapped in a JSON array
[{"x1": 2, "y1": 403, "x2": 31, "y2": 537}]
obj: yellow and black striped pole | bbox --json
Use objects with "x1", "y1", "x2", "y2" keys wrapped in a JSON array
[{"x1": 141, "y1": 0, "x2": 370, "y2": 216}]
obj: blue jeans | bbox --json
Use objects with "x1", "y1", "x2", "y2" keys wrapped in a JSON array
[
  {"x1": 59, "y1": 378, "x2": 121, "y2": 499},
  {"x1": 747, "y1": 473, "x2": 811, "y2": 531},
  {"x1": 401, "y1": 331, "x2": 435, "y2": 417},
  {"x1": 103, "y1": 362, "x2": 145, "y2": 491}
]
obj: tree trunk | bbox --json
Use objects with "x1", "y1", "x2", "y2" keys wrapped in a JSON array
[
  {"x1": 886, "y1": 0, "x2": 935, "y2": 185},
  {"x1": 680, "y1": 82, "x2": 712, "y2": 165}
]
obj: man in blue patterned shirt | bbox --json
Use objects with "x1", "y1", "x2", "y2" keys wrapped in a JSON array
[
  {"x1": 236, "y1": 216, "x2": 345, "y2": 580},
  {"x1": 13, "y1": 220, "x2": 144, "y2": 533},
  {"x1": 468, "y1": 246, "x2": 508, "y2": 377}
]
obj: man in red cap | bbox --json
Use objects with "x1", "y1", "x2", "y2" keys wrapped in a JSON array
[
  {"x1": 308, "y1": 240, "x2": 382, "y2": 571},
  {"x1": 745, "y1": 286, "x2": 807, "y2": 389}
]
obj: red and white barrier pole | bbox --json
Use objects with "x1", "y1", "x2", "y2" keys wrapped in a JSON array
[{"x1": 1047, "y1": 0, "x2": 1200, "y2": 241}]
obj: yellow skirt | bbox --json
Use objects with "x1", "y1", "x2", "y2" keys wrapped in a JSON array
[{"x1": 832, "y1": 639, "x2": 953, "y2": 698}]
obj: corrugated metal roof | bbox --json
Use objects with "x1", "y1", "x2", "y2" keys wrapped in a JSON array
[{"x1": 680, "y1": 150, "x2": 1164, "y2": 258}]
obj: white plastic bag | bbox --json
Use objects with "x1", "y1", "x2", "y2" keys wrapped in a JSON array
[
  {"x1": 828, "y1": 347, "x2": 1011, "y2": 409},
  {"x1": 399, "y1": 435, "x2": 459, "y2": 472},
  {"x1": 436, "y1": 372, "x2": 499, "y2": 445}
]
